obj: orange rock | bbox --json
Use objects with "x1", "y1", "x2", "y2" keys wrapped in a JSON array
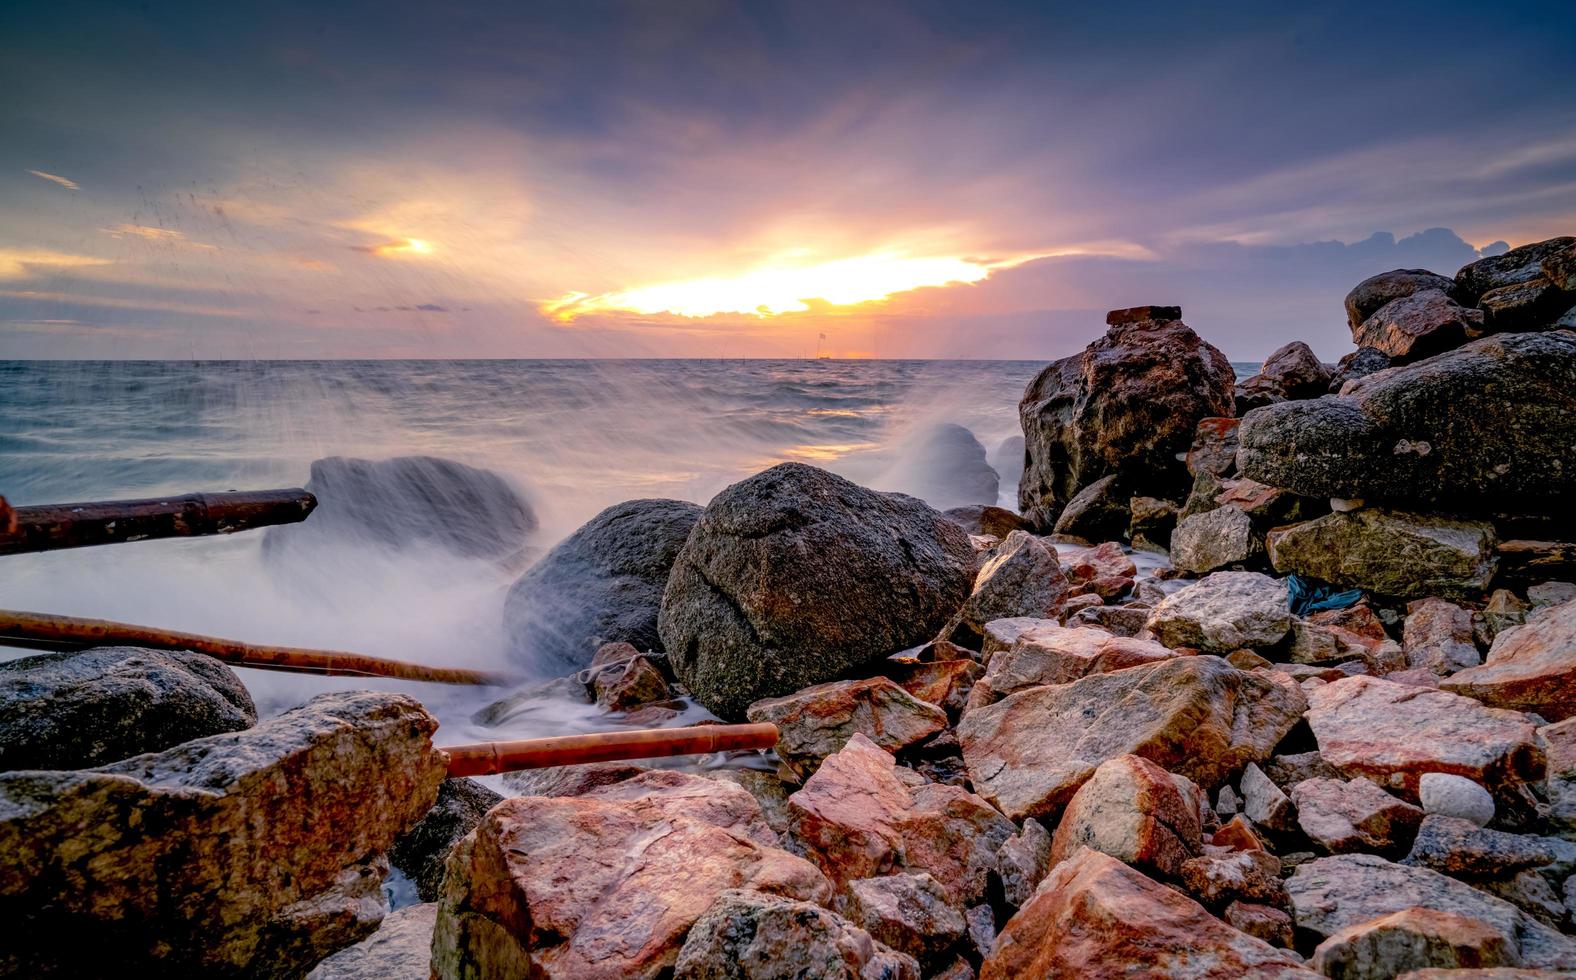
[
  {"x1": 1444, "y1": 599, "x2": 1576, "y2": 721},
  {"x1": 1047, "y1": 754, "x2": 1203, "y2": 880},
  {"x1": 1212, "y1": 814, "x2": 1267, "y2": 851},
  {"x1": 974, "y1": 624, "x2": 1174, "y2": 705},
  {"x1": 746, "y1": 676, "x2": 947, "y2": 780},
  {"x1": 980, "y1": 849, "x2": 1317, "y2": 979}
]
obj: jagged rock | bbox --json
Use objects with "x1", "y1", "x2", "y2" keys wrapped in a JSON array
[
  {"x1": 1128, "y1": 494, "x2": 1179, "y2": 549},
  {"x1": 786, "y1": 734, "x2": 1013, "y2": 906},
  {"x1": 1216, "y1": 783, "x2": 1243, "y2": 820},
  {"x1": 1226, "y1": 901, "x2": 1296, "y2": 949},
  {"x1": 1480, "y1": 590, "x2": 1529, "y2": 645},
  {"x1": 964, "y1": 904, "x2": 996, "y2": 961},
  {"x1": 1541, "y1": 716, "x2": 1576, "y2": 832},
  {"x1": 0, "y1": 647, "x2": 256, "y2": 771},
  {"x1": 1402, "y1": 814, "x2": 1567, "y2": 879},
  {"x1": 1404, "y1": 598, "x2": 1483, "y2": 675},
  {"x1": 971, "y1": 624, "x2": 1173, "y2": 705},
  {"x1": 996, "y1": 818, "x2": 1053, "y2": 907},
  {"x1": 1241, "y1": 762, "x2": 1296, "y2": 833},
  {"x1": 1236, "y1": 373, "x2": 1288, "y2": 413},
  {"x1": 707, "y1": 769, "x2": 796, "y2": 838},
  {"x1": 1145, "y1": 571, "x2": 1291, "y2": 654},
  {"x1": 1528, "y1": 581, "x2": 1576, "y2": 608},
  {"x1": 390, "y1": 778, "x2": 503, "y2": 903},
  {"x1": 1047, "y1": 754, "x2": 1203, "y2": 879},
  {"x1": 1187, "y1": 417, "x2": 1242, "y2": 477},
  {"x1": 673, "y1": 889, "x2": 919, "y2": 980},
  {"x1": 1305, "y1": 675, "x2": 1542, "y2": 798},
  {"x1": 1480, "y1": 278, "x2": 1569, "y2": 331},
  {"x1": 1329, "y1": 346, "x2": 1392, "y2": 390},
  {"x1": 1418, "y1": 772, "x2": 1495, "y2": 827},
  {"x1": 432, "y1": 774, "x2": 830, "y2": 979},
  {"x1": 264, "y1": 454, "x2": 536, "y2": 564},
  {"x1": 1289, "y1": 617, "x2": 1405, "y2": 673},
  {"x1": 1267, "y1": 509, "x2": 1497, "y2": 601},
  {"x1": 1215, "y1": 478, "x2": 1318, "y2": 524},
  {"x1": 978, "y1": 616, "x2": 1056, "y2": 663},
  {"x1": 980, "y1": 849, "x2": 1315, "y2": 979},
  {"x1": 843, "y1": 872, "x2": 967, "y2": 966},
  {"x1": 306, "y1": 903, "x2": 437, "y2": 980},
  {"x1": 1179, "y1": 849, "x2": 1287, "y2": 910},
  {"x1": 1544, "y1": 240, "x2": 1576, "y2": 292},
  {"x1": 1049, "y1": 474, "x2": 1129, "y2": 541},
  {"x1": 895, "y1": 423, "x2": 1000, "y2": 511},
  {"x1": 660, "y1": 463, "x2": 975, "y2": 720},
  {"x1": 1063, "y1": 540, "x2": 1137, "y2": 583},
  {"x1": 1239, "y1": 331, "x2": 1576, "y2": 516},
  {"x1": 958, "y1": 655, "x2": 1306, "y2": 821},
  {"x1": 1260, "y1": 341, "x2": 1334, "y2": 399},
  {"x1": 1286, "y1": 853, "x2": 1576, "y2": 970},
  {"x1": 1346, "y1": 269, "x2": 1460, "y2": 331},
  {"x1": 746, "y1": 677, "x2": 947, "y2": 781},
  {"x1": 942, "y1": 505, "x2": 1031, "y2": 539},
  {"x1": 1353, "y1": 289, "x2": 1484, "y2": 361},
  {"x1": 879, "y1": 658, "x2": 981, "y2": 718},
  {"x1": 591, "y1": 655, "x2": 671, "y2": 711},
  {"x1": 1455, "y1": 237, "x2": 1576, "y2": 303},
  {"x1": 1068, "y1": 603, "x2": 1150, "y2": 636},
  {"x1": 1291, "y1": 777, "x2": 1424, "y2": 855},
  {"x1": 1309, "y1": 906, "x2": 1519, "y2": 979},
  {"x1": 953, "y1": 530, "x2": 1069, "y2": 633},
  {"x1": 502, "y1": 760, "x2": 645, "y2": 797},
  {"x1": 1213, "y1": 814, "x2": 1269, "y2": 852},
  {"x1": 0, "y1": 692, "x2": 447, "y2": 979},
  {"x1": 1169, "y1": 505, "x2": 1264, "y2": 574},
  {"x1": 1444, "y1": 598, "x2": 1576, "y2": 721},
  {"x1": 1018, "y1": 312, "x2": 1235, "y2": 531},
  {"x1": 504, "y1": 498, "x2": 701, "y2": 673},
  {"x1": 1479, "y1": 872, "x2": 1567, "y2": 926}
]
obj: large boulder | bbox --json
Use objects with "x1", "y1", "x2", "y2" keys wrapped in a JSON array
[
  {"x1": 1267, "y1": 509, "x2": 1497, "y2": 601},
  {"x1": 958, "y1": 656, "x2": 1306, "y2": 820},
  {"x1": 0, "y1": 691, "x2": 447, "y2": 979},
  {"x1": 659, "y1": 463, "x2": 976, "y2": 720},
  {"x1": 1308, "y1": 906, "x2": 1520, "y2": 979},
  {"x1": 972, "y1": 624, "x2": 1174, "y2": 705},
  {"x1": 1345, "y1": 269, "x2": 1459, "y2": 331},
  {"x1": 1017, "y1": 309, "x2": 1235, "y2": 531},
  {"x1": 891, "y1": 422, "x2": 999, "y2": 511},
  {"x1": 981, "y1": 849, "x2": 1317, "y2": 979},
  {"x1": 1287, "y1": 853, "x2": 1576, "y2": 971},
  {"x1": 1304, "y1": 676, "x2": 1542, "y2": 799},
  {"x1": 1352, "y1": 289, "x2": 1484, "y2": 362},
  {"x1": 785, "y1": 733, "x2": 1013, "y2": 907},
  {"x1": 1145, "y1": 571, "x2": 1291, "y2": 654},
  {"x1": 0, "y1": 647, "x2": 255, "y2": 771},
  {"x1": 1454, "y1": 236, "x2": 1576, "y2": 303},
  {"x1": 1443, "y1": 598, "x2": 1576, "y2": 721},
  {"x1": 505, "y1": 498, "x2": 702, "y2": 674},
  {"x1": 1238, "y1": 331, "x2": 1576, "y2": 516},
  {"x1": 951, "y1": 530, "x2": 1069, "y2": 633},
  {"x1": 745, "y1": 677, "x2": 947, "y2": 781},
  {"x1": 673, "y1": 889, "x2": 919, "y2": 980},
  {"x1": 432, "y1": 773, "x2": 830, "y2": 979},
  {"x1": 264, "y1": 455, "x2": 536, "y2": 564}
]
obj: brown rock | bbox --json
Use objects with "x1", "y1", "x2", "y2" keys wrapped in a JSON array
[
  {"x1": 1345, "y1": 269, "x2": 1459, "y2": 331},
  {"x1": 747, "y1": 677, "x2": 947, "y2": 781},
  {"x1": 1443, "y1": 598, "x2": 1576, "y2": 721},
  {"x1": 1213, "y1": 814, "x2": 1268, "y2": 851},
  {"x1": 1456, "y1": 237, "x2": 1576, "y2": 303},
  {"x1": 1290, "y1": 777, "x2": 1424, "y2": 854},
  {"x1": 1107, "y1": 304, "x2": 1182, "y2": 324},
  {"x1": 1170, "y1": 505, "x2": 1264, "y2": 574},
  {"x1": 1480, "y1": 277, "x2": 1568, "y2": 330},
  {"x1": 786, "y1": 734, "x2": 1013, "y2": 906},
  {"x1": 1187, "y1": 417, "x2": 1242, "y2": 478},
  {"x1": 980, "y1": 849, "x2": 1316, "y2": 979},
  {"x1": 502, "y1": 760, "x2": 645, "y2": 797},
  {"x1": 0, "y1": 692, "x2": 447, "y2": 979},
  {"x1": 958, "y1": 656, "x2": 1305, "y2": 820},
  {"x1": 972, "y1": 623, "x2": 1174, "y2": 705},
  {"x1": 1305, "y1": 675, "x2": 1543, "y2": 798},
  {"x1": 1310, "y1": 906, "x2": 1519, "y2": 978},
  {"x1": 1260, "y1": 341, "x2": 1335, "y2": 400},
  {"x1": 1179, "y1": 849, "x2": 1287, "y2": 910},
  {"x1": 942, "y1": 504, "x2": 1033, "y2": 539},
  {"x1": 1354, "y1": 289, "x2": 1484, "y2": 362},
  {"x1": 673, "y1": 889, "x2": 919, "y2": 980},
  {"x1": 842, "y1": 872, "x2": 967, "y2": 966},
  {"x1": 1404, "y1": 597, "x2": 1482, "y2": 675},
  {"x1": 1047, "y1": 754, "x2": 1203, "y2": 879},
  {"x1": 592, "y1": 654, "x2": 671, "y2": 711},
  {"x1": 1225, "y1": 901, "x2": 1296, "y2": 949},
  {"x1": 1541, "y1": 715, "x2": 1576, "y2": 832},
  {"x1": 432, "y1": 777, "x2": 830, "y2": 979},
  {"x1": 880, "y1": 658, "x2": 981, "y2": 719}
]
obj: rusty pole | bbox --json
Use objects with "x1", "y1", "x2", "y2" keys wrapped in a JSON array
[
  {"x1": 442, "y1": 723, "x2": 781, "y2": 777},
  {"x1": 0, "y1": 489, "x2": 316, "y2": 556}
]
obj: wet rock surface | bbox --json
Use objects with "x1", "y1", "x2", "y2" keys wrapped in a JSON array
[
  {"x1": 660, "y1": 462, "x2": 975, "y2": 719},
  {"x1": 0, "y1": 647, "x2": 256, "y2": 771},
  {"x1": 746, "y1": 676, "x2": 947, "y2": 781}
]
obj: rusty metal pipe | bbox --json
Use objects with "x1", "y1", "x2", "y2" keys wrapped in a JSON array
[
  {"x1": 442, "y1": 723, "x2": 780, "y2": 777},
  {"x1": 0, "y1": 489, "x2": 316, "y2": 556}
]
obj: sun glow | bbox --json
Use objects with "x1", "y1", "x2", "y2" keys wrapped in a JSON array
[
  {"x1": 357, "y1": 237, "x2": 435, "y2": 258},
  {"x1": 544, "y1": 250, "x2": 995, "y2": 320}
]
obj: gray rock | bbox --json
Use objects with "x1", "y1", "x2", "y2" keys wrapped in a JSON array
[
  {"x1": 1241, "y1": 762, "x2": 1295, "y2": 833},
  {"x1": 1328, "y1": 346, "x2": 1392, "y2": 390},
  {"x1": 505, "y1": 498, "x2": 702, "y2": 674},
  {"x1": 1049, "y1": 473, "x2": 1130, "y2": 542},
  {"x1": 0, "y1": 647, "x2": 255, "y2": 771},
  {"x1": 1267, "y1": 509, "x2": 1497, "y2": 601},
  {"x1": 1168, "y1": 505, "x2": 1264, "y2": 574},
  {"x1": 660, "y1": 463, "x2": 975, "y2": 720},
  {"x1": 1259, "y1": 341, "x2": 1334, "y2": 399},
  {"x1": 389, "y1": 778, "x2": 502, "y2": 903},
  {"x1": 1455, "y1": 236, "x2": 1576, "y2": 303},
  {"x1": 1404, "y1": 598, "x2": 1483, "y2": 675},
  {"x1": 1402, "y1": 814, "x2": 1563, "y2": 879},
  {"x1": 1417, "y1": 772, "x2": 1495, "y2": 827},
  {"x1": 264, "y1": 454, "x2": 536, "y2": 564},
  {"x1": 1529, "y1": 581, "x2": 1576, "y2": 608},
  {"x1": 1286, "y1": 853, "x2": 1576, "y2": 971},
  {"x1": 1145, "y1": 571, "x2": 1291, "y2": 653},
  {"x1": 954, "y1": 530, "x2": 1069, "y2": 632},
  {"x1": 1018, "y1": 312, "x2": 1235, "y2": 530},
  {"x1": 501, "y1": 760, "x2": 646, "y2": 797},
  {"x1": 1480, "y1": 277, "x2": 1570, "y2": 331},
  {"x1": 844, "y1": 872, "x2": 967, "y2": 966},
  {"x1": 1291, "y1": 777, "x2": 1424, "y2": 855},
  {"x1": 1353, "y1": 289, "x2": 1484, "y2": 362},
  {"x1": 306, "y1": 903, "x2": 437, "y2": 980},
  {"x1": 996, "y1": 818, "x2": 1053, "y2": 907},
  {"x1": 1239, "y1": 331, "x2": 1576, "y2": 515},
  {"x1": 1308, "y1": 906, "x2": 1519, "y2": 979},
  {"x1": 675, "y1": 890, "x2": 921, "y2": 979},
  {"x1": 0, "y1": 691, "x2": 447, "y2": 979}
]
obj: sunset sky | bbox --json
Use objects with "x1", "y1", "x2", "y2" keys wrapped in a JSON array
[{"x1": 2, "y1": 1, "x2": 1573, "y2": 360}]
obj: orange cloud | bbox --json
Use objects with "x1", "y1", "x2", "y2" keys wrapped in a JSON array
[
  {"x1": 101, "y1": 224, "x2": 218, "y2": 250},
  {"x1": 0, "y1": 248, "x2": 113, "y2": 279},
  {"x1": 350, "y1": 237, "x2": 435, "y2": 258},
  {"x1": 27, "y1": 169, "x2": 79, "y2": 190}
]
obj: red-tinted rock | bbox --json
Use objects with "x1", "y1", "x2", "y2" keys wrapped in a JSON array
[
  {"x1": 1354, "y1": 289, "x2": 1484, "y2": 362},
  {"x1": 1187, "y1": 417, "x2": 1242, "y2": 478},
  {"x1": 747, "y1": 676, "x2": 947, "y2": 780},
  {"x1": 674, "y1": 889, "x2": 919, "y2": 980},
  {"x1": 1404, "y1": 597, "x2": 1482, "y2": 676},
  {"x1": 1179, "y1": 848, "x2": 1287, "y2": 910},
  {"x1": 1444, "y1": 598, "x2": 1576, "y2": 721},
  {"x1": 980, "y1": 849, "x2": 1316, "y2": 979},
  {"x1": 1047, "y1": 754, "x2": 1203, "y2": 879},
  {"x1": 972, "y1": 624, "x2": 1174, "y2": 705},
  {"x1": 880, "y1": 658, "x2": 982, "y2": 719},
  {"x1": 1290, "y1": 777, "x2": 1424, "y2": 855}
]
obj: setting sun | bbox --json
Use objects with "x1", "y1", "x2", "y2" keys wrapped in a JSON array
[{"x1": 544, "y1": 250, "x2": 993, "y2": 320}]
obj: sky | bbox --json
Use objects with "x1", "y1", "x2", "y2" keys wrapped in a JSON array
[{"x1": 2, "y1": 0, "x2": 1574, "y2": 361}]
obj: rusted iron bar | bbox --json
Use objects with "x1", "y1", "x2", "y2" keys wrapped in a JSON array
[
  {"x1": 0, "y1": 489, "x2": 316, "y2": 556},
  {"x1": 442, "y1": 723, "x2": 780, "y2": 777},
  {"x1": 0, "y1": 609, "x2": 512, "y2": 686}
]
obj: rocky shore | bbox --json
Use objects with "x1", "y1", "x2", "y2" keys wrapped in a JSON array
[{"x1": 4, "y1": 236, "x2": 1576, "y2": 978}]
